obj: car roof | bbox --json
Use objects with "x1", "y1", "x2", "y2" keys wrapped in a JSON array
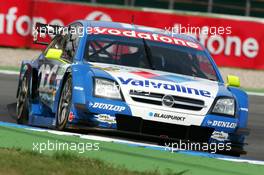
[{"x1": 77, "y1": 20, "x2": 199, "y2": 43}]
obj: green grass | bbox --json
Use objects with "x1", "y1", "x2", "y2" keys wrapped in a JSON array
[
  {"x1": 0, "y1": 125, "x2": 264, "y2": 175},
  {"x1": 0, "y1": 65, "x2": 19, "y2": 72},
  {"x1": 0, "y1": 148, "x2": 172, "y2": 175},
  {"x1": 243, "y1": 88, "x2": 264, "y2": 93}
]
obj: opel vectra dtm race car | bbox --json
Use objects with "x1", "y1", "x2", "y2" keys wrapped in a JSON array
[{"x1": 17, "y1": 21, "x2": 249, "y2": 156}]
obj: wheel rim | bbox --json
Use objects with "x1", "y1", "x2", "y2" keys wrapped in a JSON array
[
  {"x1": 58, "y1": 78, "x2": 72, "y2": 125},
  {"x1": 17, "y1": 77, "x2": 28, "y2": 119}
]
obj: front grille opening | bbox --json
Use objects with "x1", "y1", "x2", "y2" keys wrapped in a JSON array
[
  {"x1": 173, "y1": 96, "x2": 204, "y2": 106},
  {"x1": 116, "y1": 115, "x2": 141, "y2": 132},
  {"x1": 141, "y1": 119, "x2": 188, "y2": 140},
  {"x1": 130, "y1": 91, "x2": 163, "y2": 98},
  {"x1": 131, "y1": 97, "x2": 162, "y2": 105},
  {"x1": 172, "y1": 104, "x2": 202, "y2": 111},
  {"x1": 116, "y1": 114, "x2": 214, "y2": 143},
  {"x1": 129, "y1": 90, "x2": 205, "y2": 111}
]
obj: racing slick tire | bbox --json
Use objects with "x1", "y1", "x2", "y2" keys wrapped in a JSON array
[
  {"x1": 56, "y1": 75, "x2": 72, "y2": 131},
  {"x1": 16, "y1": 75, "x2": 29, "y2": 124}
]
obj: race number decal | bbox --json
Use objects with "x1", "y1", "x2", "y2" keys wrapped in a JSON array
[{"x1": 38, "y1": 64, "x2": 59, "y2": 92}]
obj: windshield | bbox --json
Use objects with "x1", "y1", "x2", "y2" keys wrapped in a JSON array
[{"x1": 84, "y1": 34, "x2": 218, "y2": 81}]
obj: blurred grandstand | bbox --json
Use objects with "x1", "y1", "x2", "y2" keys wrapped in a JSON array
[{"x1": 64, "y1": 0, "x2": 264, "y2": 18}]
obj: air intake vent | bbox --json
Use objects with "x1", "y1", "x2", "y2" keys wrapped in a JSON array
[{"x1": 129, "y1": 90, "x2": 205, "y2": 111}]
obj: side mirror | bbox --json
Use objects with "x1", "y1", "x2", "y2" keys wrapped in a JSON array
[
  {"x1": 227, "y1": 75, "x2": 240, "y2": 87},
  {"x1": 45, "y1": 48, "x2": 63, "y2": 61}
]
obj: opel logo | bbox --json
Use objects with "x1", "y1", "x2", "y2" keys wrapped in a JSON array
[{"x1": 162, "y1": 95, "x2": 174, "y2": 107}]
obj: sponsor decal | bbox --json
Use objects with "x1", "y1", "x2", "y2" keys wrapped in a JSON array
[
  {"x1": 207, "y1": 120, "x2": 237, "y2": 129},
  {"x1": 74, "y1": 86, "x2": 84, "y2": 91},
  {"x1": 89, "y1": 27, "x2": 203, "y2": 50},
  {"x1": 94, "y1": 114, "x2": 116, "y2": 124},
  {"x1": 149, "y1": 112, "x2": 186, "y2": 121},
  {"x1": 89, "y1": 102, "x2": 126, "y2": 112},
  {"x1": 118, "y1": 77, "x2": 211, "y2": 98},
  {"x1": 240, "y1": 107, "x2": 248, "y2": 112},
  {"x1": 52, "y1": 119, "x2": 56, "y2": 126},
  {"x1": 68, "y1": 112, "x2": 74, "y2": 122},
  {"x1": 211, "y1": 131, "x2": 229, "y2": 141}
]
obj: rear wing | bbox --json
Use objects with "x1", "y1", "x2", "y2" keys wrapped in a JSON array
[{"x1": 33, "y1": 23, "x2": 66, "y2": 45}]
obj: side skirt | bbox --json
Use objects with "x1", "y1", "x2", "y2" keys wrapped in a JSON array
[{"x1": 28, "y1": 103, "x2": 56, "y2": 128}]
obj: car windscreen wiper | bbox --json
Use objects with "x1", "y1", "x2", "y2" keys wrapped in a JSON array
[{"x1": 142, "y1": 38, "x2": 155, "y2": 70}]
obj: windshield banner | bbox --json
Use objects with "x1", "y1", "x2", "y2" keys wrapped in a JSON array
[
  {"x1": 1, "y1": 0, "x2": 264, "y2": 69},
  {"x1": 89, "y1": 27, "x2": 203, "y2": 50}
]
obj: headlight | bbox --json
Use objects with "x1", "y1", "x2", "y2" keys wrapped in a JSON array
[
  {"x1": 212, "y1": 98, "x2": 235, "y2": 116},
  {"x1": 94, "y1": 78, "x2": 122, "y2": 100}
]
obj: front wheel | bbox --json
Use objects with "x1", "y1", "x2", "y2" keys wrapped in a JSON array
[{"x1": 57, "y1": 76, "x2": 72, "y2": 130}]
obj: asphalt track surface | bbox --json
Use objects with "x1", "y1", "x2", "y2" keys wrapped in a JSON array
[{"x1": 0, "y1": 73, "x2": 263, "y2": 160}]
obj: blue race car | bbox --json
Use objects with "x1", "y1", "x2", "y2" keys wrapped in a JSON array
[{"x1": 16, "y1": 20, "x2": 249, "y2": 156}]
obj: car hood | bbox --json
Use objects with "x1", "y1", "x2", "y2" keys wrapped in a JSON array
[{"x1": 89, "y1": 62, "x2": 226, "y2": 115}]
